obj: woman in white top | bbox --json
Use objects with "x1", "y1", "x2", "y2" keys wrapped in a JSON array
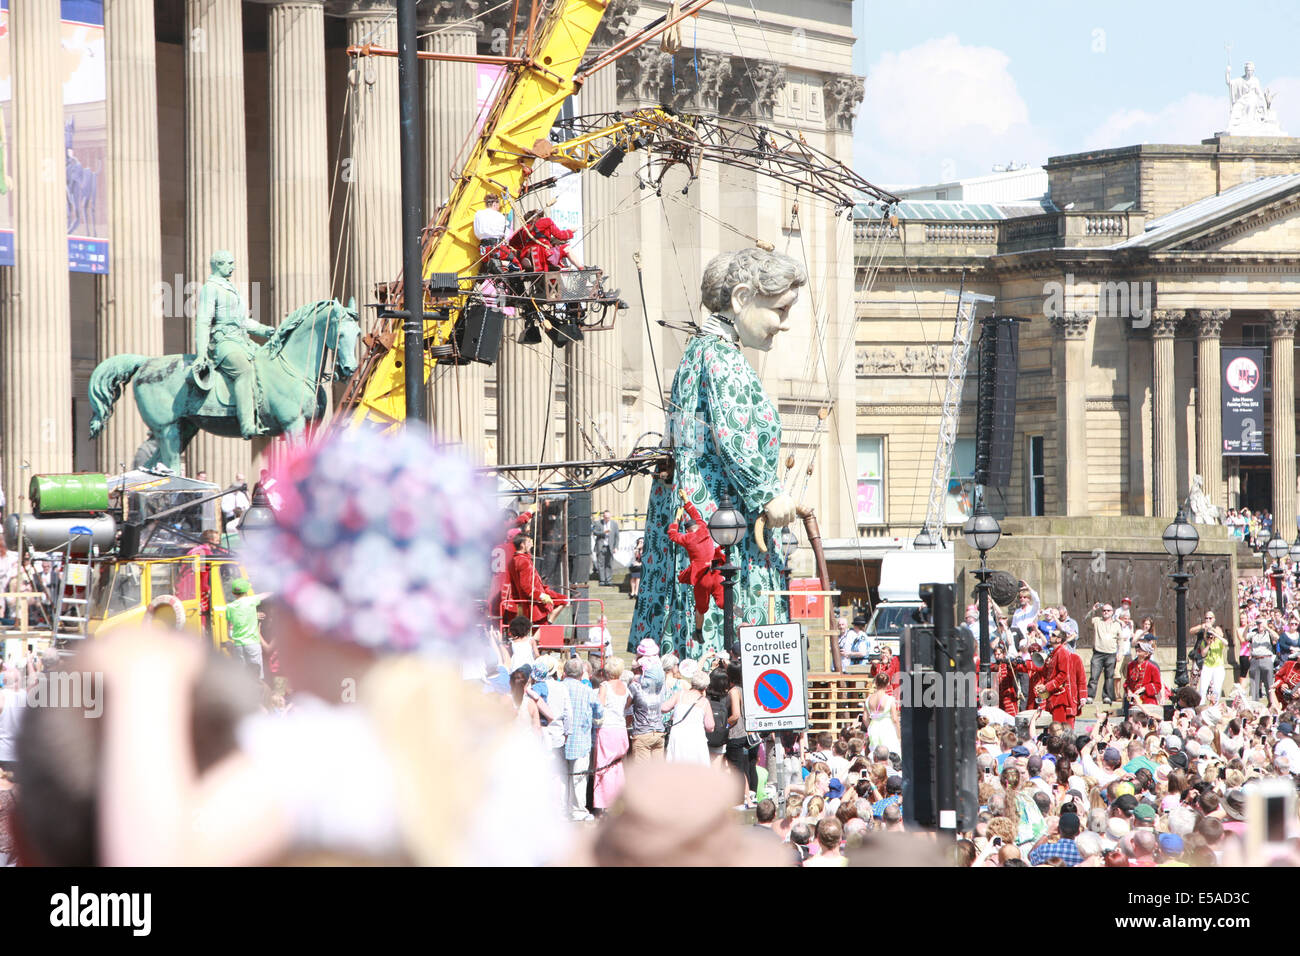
[
  {"x1": 662, "y1": 662, "x2": 714, "y2": 766},
  {"x1": 593, "y1": 658, "x2": 630, "y2": 811},
  {"x1": 863, "y1": 672, "x2": 901, "y2": 756},
  {"x1": 507, "y1": 617, "x2": 539, "y2": 670}
]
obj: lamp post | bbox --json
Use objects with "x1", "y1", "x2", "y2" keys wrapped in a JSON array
[
  {"x1": 1267, "y1": 535, "x2": 1289, "y2": 612},
  {"x1": 1290, "y1": 533, "x2": 1300, "y2": 592},
  {"x1": 913, "y1": 528, "x2": 939, "y2": 551},
  {"x1": 780, "y1": 527, "x2": 799, "y2": 616},
  {"x1": 962, "y1": 503, "x2": 1001, "y2": 689},
  {"x1": 1162, "y1": 510, "x2": 1200, "y2": 688},
  {"x1": 708, "y1": 494, "x2": 747, "y2": 654},
  {"x1": 239, "y1": 484, "x2": 277, "y2": 546}
]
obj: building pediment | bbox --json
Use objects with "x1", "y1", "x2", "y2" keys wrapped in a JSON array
[{"x1": 1113, "y1": 174, "x2": 1300, "y2": 254}]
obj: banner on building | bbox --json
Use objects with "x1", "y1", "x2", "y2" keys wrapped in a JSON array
[
  {"x1": 0, "y1": 0, "x2": 108, "y2": 274},
  {"x1": 1222, "y1": 347, "x2": 1266, "y2": 456}
]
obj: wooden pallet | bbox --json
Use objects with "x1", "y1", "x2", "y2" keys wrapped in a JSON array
[{"x1": 806, "y1": 673, "x2": 875, "y2": 734}]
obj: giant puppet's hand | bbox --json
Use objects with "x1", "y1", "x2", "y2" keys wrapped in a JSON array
[{"x1": 763, "y1": 492, "x2": 796, "y2": 529}]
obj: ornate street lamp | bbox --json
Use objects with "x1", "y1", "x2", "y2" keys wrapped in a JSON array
[
  {"x1": 1162, "y1": 510, "x2": 1200, "y2": 688},
  {"x1": 780, "y1": 526, "x2": 799, "y2": 612},
  {"x1": 1290, "y1": 532, "x2": 1300, "y2": 590},
  {"x1": 239, "y1": 485, "x2": 277, "y2": 546},
  {"x1": 963, "y1": 503, "x2": 1001, "y2": 688},
  {"x1": 708, "y1": 494, "x2": 747, "y2": 653},
  {"x1": 913, "y1": 528, "x2": 940, "y2": 551},
  {"x1": 1268, "y1": 535, "x2": 1289, "y2": 611}
]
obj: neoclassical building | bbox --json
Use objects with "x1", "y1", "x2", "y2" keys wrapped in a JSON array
[
  {"x1": 854, "y1": 134, "x2": 1300, "y2": 546},
  {"x1": 0, "y1": 0, "x2": 864, "y2": 543}
]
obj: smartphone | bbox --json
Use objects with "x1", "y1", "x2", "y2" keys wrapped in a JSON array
[{"x1": 1245, "y1": 779, "x2": 1297, "y2": 865}]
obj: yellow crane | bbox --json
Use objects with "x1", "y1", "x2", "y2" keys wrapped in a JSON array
[{"x1": 337, "y1": 0, "x2": 714, "y2": 432}]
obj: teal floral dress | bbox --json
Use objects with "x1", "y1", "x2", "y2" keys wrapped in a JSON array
[{"x1": 629, "y1": 333, "x2": 789, "y2": 658}]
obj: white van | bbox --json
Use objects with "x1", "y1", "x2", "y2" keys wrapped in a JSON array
[{"x1": 866, "y1": 550, "x2": 956, "y2": 652}]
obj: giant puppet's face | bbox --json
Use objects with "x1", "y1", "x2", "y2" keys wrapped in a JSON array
[{"x1": 731, "y1": 286, "x2": 798, "y2": 352}]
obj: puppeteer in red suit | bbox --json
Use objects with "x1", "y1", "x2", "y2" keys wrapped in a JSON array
[
  {"x1": 666, "y1": 492, "x2": 725, "y2": 643},
  {"x1": 500, "y1": 531, "x2": 567, "y2": 625},
  {"x1": 1033, "y1": 633, "x2": 1080, "y2": 727},
  {"x1": 1125, "y1": 640, "x2": 1163, "y2": 712},
  {"x1": 489, "y1": 511, "x2": 532, "y2": 620}
]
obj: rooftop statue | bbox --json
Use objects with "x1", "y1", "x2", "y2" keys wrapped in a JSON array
[{"x1": 1225, "y1": 60, "x2": 1285, "y2": 136}]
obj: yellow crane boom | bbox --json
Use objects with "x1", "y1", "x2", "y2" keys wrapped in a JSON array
[{"x1": 341, "y1": 0, "x2": 610, "y2": 431}]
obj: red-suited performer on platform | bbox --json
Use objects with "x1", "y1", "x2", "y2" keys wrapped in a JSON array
[
  {"x1": 1033, "y1": 629, "x2": 1080, "y2": 727},
  {"x1": 666, "y1": 490, "x2": 725, "y2": 645},
  {"x1": 489, "y1": 510, "x2": 533, "y2": 622},
  {"x1": 501, "y1": 531, "x2": 567, "y2": 626}
]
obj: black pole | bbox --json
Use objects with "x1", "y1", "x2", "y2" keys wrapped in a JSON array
[
  {"x1": 976, "y1": 553, "x2": 991, "y2": 689},
  {"x1": 932, "y1": 582, "x2": 957, "y2": 835},
  {"x1": 397, "y1": 0, "x2": 426, "y2": 425},
  {"x1": 722, "y1": 562, "x2": 737, "y2": 654},
  {"x1": 1274, "y1": 563, "x2": 1286, "y2": 612},
  {"x1": 1173, "y1": 553, "x2": 1190, "y2": 688}
]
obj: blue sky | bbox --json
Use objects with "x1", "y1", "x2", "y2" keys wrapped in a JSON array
[{"x1": 851, "y1": 0, "x2": 1300, "y2": 188}]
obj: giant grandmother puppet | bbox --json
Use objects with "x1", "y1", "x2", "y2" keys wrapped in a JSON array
[{"x1": 630, "y1": 247, "x2": 807, "y2": 658}]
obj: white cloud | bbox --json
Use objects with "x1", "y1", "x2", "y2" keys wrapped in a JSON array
[
  {"x1": 1083, "y1": 92, "x2": 1223, "y2": 149},
  {"x1": 853, "y1": 35, "x2": 1054, "y2": 187}
]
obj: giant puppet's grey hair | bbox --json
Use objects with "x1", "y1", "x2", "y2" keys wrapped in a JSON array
[{"x1": 700, "y1": 247, "x2": 808, "y2": 314}]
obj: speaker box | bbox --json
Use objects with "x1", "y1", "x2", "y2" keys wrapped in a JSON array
[
  {"x1": 455, "y1": 304, "x2": 505, "y2": 365},
  {"x1": 567, "y1": 492, "x2": 592, "y2": 630},
  {"x1": 951, "y1": 621, "x2": 979, "y2": 831},
  {"x1": 975, "y1": 317, "x2": 1020, "y2": 489},
  {"x1": 901, "y1": 674, "x2": 936, "y2": 828}
]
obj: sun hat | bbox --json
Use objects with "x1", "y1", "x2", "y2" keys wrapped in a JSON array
[{"x1": 246, "y1": 429, "x2": 498, "y2": 657}]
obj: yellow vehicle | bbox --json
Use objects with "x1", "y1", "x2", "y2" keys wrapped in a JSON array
[{"x1": 86, "y1": 551, "x2": 253, "y2": 651}]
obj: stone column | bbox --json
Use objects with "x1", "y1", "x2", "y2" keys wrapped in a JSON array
[
  {"x1": 1051, "y1": 312, "x2": 1093, "y2": 515},
  {"x1": 1270, "y1": 309, "x2": 1299, "y2": 530},
  {"x1": 99, "y1": 0, "x2": 165, "y2": 473},
  {"x1": 497, "y1": 339, "x2": 557, "y2": 467},
  {"x1": 268, "y1": 1, "x2": 331, "y2": 322},
  {"x1": 3, "y1": 0, "x2": 73, "y2": 511},
  {"x1": 1151, "y1": 309, "x2": 1183, "y2": 516},
  {"x1": 186, "y1": 0, "x2": 251, "y2": 482},
  {"x1": 1125, "y1": 325, "x2": 1153, "y2": 515},
  {"x1": 566, "y1": 61, "x2": 622, "y2": 514},
  {"x1": 1194, "y1": 309, "x2": 1228, "y2": 513},
  {"x1": 423, "y1": 18, "x2": 486, "y2": 459},
  {"x1": 344, "y1": 4, "x2": 401, "y2": 332}
]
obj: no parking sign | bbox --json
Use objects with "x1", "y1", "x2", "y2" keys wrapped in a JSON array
[{"x1": 739, "y1": 622, "x2": 807, "y2": 732}]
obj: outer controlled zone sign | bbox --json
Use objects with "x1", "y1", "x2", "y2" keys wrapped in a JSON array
[{"x1": 739, "y1": 622, "x2": 807, "y2": 732}]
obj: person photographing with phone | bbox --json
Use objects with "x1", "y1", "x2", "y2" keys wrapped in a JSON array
[{"x1": 1189, "y1": 610, "x2": 1227, "y2": 703}]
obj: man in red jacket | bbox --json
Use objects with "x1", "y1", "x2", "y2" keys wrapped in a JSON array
[
  {"x1": 1066, "y1": 640, "x2": 1088, "y2": 716},
  {"x1": 1124, "y1": 639, "x2": 1163, "y2": 718},
  {"x1": 1274, "y1": 654, "x2": 1300, "y2": 704},
  {"x1": 1033, "y1": 630, "x2": 1080, "y2": 728},
  {"x1": 666, "y1": 493, "x2": 725, "y2": 644},
  {"x1": 991, "y1": 641, "x2": 1025, "y2": 716},
  {"x1": 488, "y1": 511, "x2": 533, "y2": 622},
  {"x1": 501, "y1": 532, "x2": 567, "y2": 626}
]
